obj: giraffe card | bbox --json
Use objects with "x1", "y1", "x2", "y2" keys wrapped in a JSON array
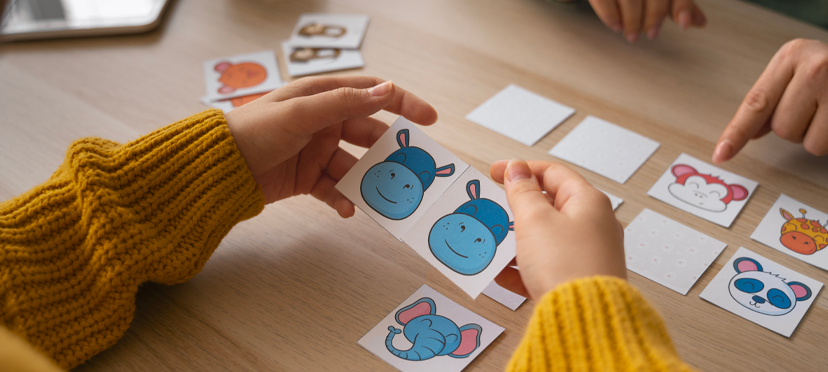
[
  {"x1": 549, "y1": 116, "x2": 660, "y2": 184},
  {"x1": 465, "y1": 84, "x2": 575, "y2": 146},
  {"x1": 403, "y1": 167, "x2": 516, "y2": 299},
  {"x1": 336, "y1": 116, "x2": 469, "y2": 240},
  {"x1": 281, "y1": 41, "x2": 365, "y2": 77},
  {"x1": 751, "y1": 194, "x2": 828, "y2": 271},
  {"x1": 699, "y1": 247, "x2": 822, "y2": 338},
  {"x1": 287, "y1": 14, "x2": 370, "y2": 49},
  {"x1": 202, "y1": 51, "x2": 284, "y2": 101},
  {"x1": 647, "y1": 153, "x2": 758, "y2": 228},
  {"x1": 624, "y1": 209, "x2": 727, "y2": 295},
  {"x1": 358, "y1": 284, "x2": 504, "y2": 372}
]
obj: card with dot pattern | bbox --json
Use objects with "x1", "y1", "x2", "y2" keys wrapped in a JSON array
[
  {"x1": 625, "y1": 209, "x2": 727, "y2": 295},
  {"x1": 548, "y1": 116, "x2": 660, "y2": 184}
]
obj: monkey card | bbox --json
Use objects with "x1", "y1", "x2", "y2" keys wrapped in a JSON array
[
  {"x1": 647, "y1": 153, "x2": 758, "y2": 228},
  {"x1": 281, "y1": 41, "x2": 365, "y2": 77},
  {"x1": 549, "y1": 116, "x2": 660, "y2": 184},
  {"x1": 402, "y1": 167, "x2": 516, "y2": 299},
  {"x1": 287, "y1": 14, "x2": 370, "y2": 49},
  {"x1": 751, "y1": 194, "x2": 828, "y2": 271},
  {"x1": 202, "y1": 50, "x2": 283, "y2": 102},
  {"x1": 624, "y1": 209, "x2": 727, "y2": 295},
  {"x1": 336, "y1": 116, "x2": 469, "y2": 240},
  {"x1": 699, "y1": 247, "x2": 822, "y2": 338},
  {"x1": 358, "y1": 284, "x2": 504, "y2": 372}
]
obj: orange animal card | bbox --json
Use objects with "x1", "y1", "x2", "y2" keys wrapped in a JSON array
[
  {"x1": 752, "y1": 194, "x2": 828, "y2": 271},
  {"x1": 202, "y1": 50, "x2": 283, "y2": 101}
]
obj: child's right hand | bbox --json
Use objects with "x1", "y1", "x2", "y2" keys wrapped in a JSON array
[{"x1": 490, "y1": 160, "x2": 627, "y2": 300}]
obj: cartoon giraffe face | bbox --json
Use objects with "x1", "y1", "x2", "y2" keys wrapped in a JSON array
[
  {"x1": 214, "y1": 62, "x2": 268, "y2": 95},
  {"x1": 780, "y1": 208, "x2": 828, "y2": 255}
]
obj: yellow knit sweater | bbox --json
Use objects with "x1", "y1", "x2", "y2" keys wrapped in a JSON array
[{"x1": 0, "y1": 110, "x2": 693, "y2": 371}]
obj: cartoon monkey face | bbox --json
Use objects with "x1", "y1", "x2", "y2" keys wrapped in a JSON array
[
  {"x1": 214, "y1": 62, "x2": 267, "y2": 94},
  {"x1": 668, "y1": 164, "x2": 748, "y2": 212}
]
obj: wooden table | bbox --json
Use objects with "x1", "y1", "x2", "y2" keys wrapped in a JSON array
[{"x1": 2, "y1": 0, "x2": 828, "y2": 370}]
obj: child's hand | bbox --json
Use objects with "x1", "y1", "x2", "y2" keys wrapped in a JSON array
[
  {"x1": 490, "y1": 160, "x2": 626, "y2": 300},
  {"x1": 714, "y1": 39, "x2": 828, "y2": 163},
  {"x1": 224, "y1": 76, "x2": 437, "y2": 217},
  {"x1": 561, "y1": 0, "x2": 706, "y2": 42}
]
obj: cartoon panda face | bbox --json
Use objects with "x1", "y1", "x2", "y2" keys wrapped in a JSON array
[{"x1": 728, "y1": 257, "x2": 812, "y2": 316}]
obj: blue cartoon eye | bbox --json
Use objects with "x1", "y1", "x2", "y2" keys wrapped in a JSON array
[
  {"x1": 767, "y1": 289, "x2": 792, "y2": 309},
  {"x1": 734, "y1": 278, "x2": 764, "y2": 293}
]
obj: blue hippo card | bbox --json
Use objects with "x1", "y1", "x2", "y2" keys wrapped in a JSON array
[
  {"x1": 358, "y1": 284, "x2": 503, "y2": 371},
  {"x1": 403, "y1": 167, "x2": 516, "y2": 299},
  {"x1": 336, "y1": 117, "x2": 469, "y2": 240}
]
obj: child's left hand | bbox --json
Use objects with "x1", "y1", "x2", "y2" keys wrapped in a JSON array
[{"x1": 224, "y1": 76, "x2": 438, "y2": 217}]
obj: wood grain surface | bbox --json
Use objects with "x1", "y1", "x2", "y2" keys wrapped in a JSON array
[{"x1": 2, "y1": 0, "x2": 827, "y2": 370}]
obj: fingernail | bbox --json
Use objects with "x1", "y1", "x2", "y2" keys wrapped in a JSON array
[
  {"x1": 713, "y1": 140, "x2": 733, "y2": 164},
  {"x1": 507, "y1": 159, "x2": 531, "y2": 182},
  {"x1": 610, "y1": 22, "x2": 622, "y2": 33},
  {"x1": 679, "y1": 11, "x2": 691, "y2": 30},
  {"x1": 625, "y1": 32, "x2": 639, "y2": 43},
  {"x1": 368, "y1": 81, "x2": 393, "y2": 97},
  {"x1": 647, "y1": 24, "x2": 661, "y2": 40}
]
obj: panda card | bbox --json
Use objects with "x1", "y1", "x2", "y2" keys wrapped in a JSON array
[
  {"x1": 202, "y1": 50, "x2": 284, "y2": 102},
  {"x1": 358, "y1": 284, "x2": 504, "y2": 372},
  {"x1": 751, "y1": 194, "x2": 828, "y2": 271},
  {"x1": 647, "y1": 153, "x2": 758, "y2": 228},
  {"x1": 699, "y1": 247, "x2": 822, "y2": 338},
  {"x1": 336, "y1": 116, "x2": 469, "y2": 240},
  {"x1": 402, "y1": 167, "x2": 516, "y2": 299}
]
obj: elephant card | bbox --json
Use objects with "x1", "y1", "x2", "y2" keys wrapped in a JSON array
[
  {"x1": 336, "y1": 116, "x2": 469, "y2": 240},
  {"x1": 647, "y1": 153, "x2": 758, "y2": 228},
  {"x1": 751, "y1": 194, "x2": 828, "y2": 271},
  {"x1": 402, "y1": 167, "x2": 516, "y2": 299},
  {"x1": 699, "y1": 247, "x2": 822, "y2": 337},
  {"x1": 202, "y1": 50, "x2": 284, "y2": 102},
  {"x1": 358, "y1": 284, "x2": 504, "y2": 371}
]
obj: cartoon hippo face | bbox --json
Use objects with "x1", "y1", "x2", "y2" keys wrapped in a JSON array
[
  {"x1": 360, "y1": 129, "x2": 455, "y2": 220},
  {"x1": 429, "y1": 180, "x2": 513, "y2": 276},
  {"x1": 667, "y1": 164, "x2": 748, "y2": 212},
  {"x1": 728, "y1": 257, "x2": 812, "y2": 316},
  {"x1": 214, "y1": 61, "x2": 268, "y2": 95},
  {"x1": 386, "y1": 297, "x2": 481, "y2": 361}
]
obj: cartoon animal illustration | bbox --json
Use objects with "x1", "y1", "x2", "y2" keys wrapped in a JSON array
[
  {"x1": 290, "y1": 47, "x2": 341, "y2": 63},
  {"x1": 360, "y1": 129, "x2": 455, "y2": 220},
  {"x1": 386, "y1": 297, "x2": 482, "y2": 361},
  {"x1": 229, "y1": 92, "x2": 269, "y2": 108},
  {"x1": 298, "y1": 23, "x2": 347, "y2": 38},
  {"x1": 779, "y1": 208, "x2": 828, "y2": 255},
  {"x1": 428, "y1": 180, "x2": 514, "y2": 276},
  {"x1": 729, "y1": 257, "x2": 812, "y2": 316},
  {"x1": 214, "y1": 61, "x2": 267, "y2": 95},
  {"x1": 667, "y1": 164, "x2": 748, "y2": 212}
]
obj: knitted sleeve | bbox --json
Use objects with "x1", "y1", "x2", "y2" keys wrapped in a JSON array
[
  {"x1": 506, "y1": 276, "x2": 697, "y2": 372},
  {"x1": 0, "y1": 109, "x2": 265, "y2": 370}
]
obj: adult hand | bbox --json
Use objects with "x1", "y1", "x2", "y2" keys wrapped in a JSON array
[
  {"x1": 561, "y1": 0, "x2": 706, "y2": 42},
  {"x1": 713, "y1": 39, "x2": 828, "y2": 163},
  {"x1": 224, "y1": 76, "x2": 438, "y2": 217},
  {"x1": 490, "y1": 160, "x2": 626, "y2": 300}
]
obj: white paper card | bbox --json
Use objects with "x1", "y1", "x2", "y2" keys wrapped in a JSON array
[
  {"x1": 281, "y1": 41, "x2": 365, "y2": 77},
  {"x1": 200, "y1": 92, "x2": 270, "y2": 112},
  {"x1": 699, "y1": 247, "x2": 822, "y2": 337},
  {"x1": 598, "y1": 189, "x2": 623, "y2": 210},
  {"x1": 751, "y1": 194, "x2": 828, "y2": 271},
  {"x1": 647, "y1": 153, "x2": 758, "y2": 228},
  {"x1": 549, "y1": 116, "x2": 660, "y2": 184},
  {"x1": 482, "y1": 280, "x2": 526, "y2": 311},
  {"x1": 336, "y1": 117, "x2": 469, "y2": 239},
  {"x1": 465, "y1": 84, "x2": 575, "y2": 146},
  {"x1": 202, "y1": 50, "x2": 283, "y2": 101},
  {"x1": 287, "y1": 14, "x2": 370, "y2": 49},
  {"x1": 358, "y1": 284, "x2": 504, "y2": 371},
  {"x1": 624, "y1": 209, "x2": 726, "y2": 295},
  {"x1": 403, "y1": 167, "x2": 516, "y2": 299}
]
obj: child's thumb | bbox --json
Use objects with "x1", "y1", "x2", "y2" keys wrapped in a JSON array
[{"x1": 504, "y1": 159, "x2": 555, "y2": 221}]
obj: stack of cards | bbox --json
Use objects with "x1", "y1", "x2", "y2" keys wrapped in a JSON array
[
  {"x1": 282, "y1": 14, "x2": 369, "y2": 77},
  {"x1": 200, "y1": 50, "x2": 284, "y2": 112}
]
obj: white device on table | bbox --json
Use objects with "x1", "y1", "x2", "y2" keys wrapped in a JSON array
[{"x1": 1, "y1": 0, "x2": 170, "y2": 41}]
